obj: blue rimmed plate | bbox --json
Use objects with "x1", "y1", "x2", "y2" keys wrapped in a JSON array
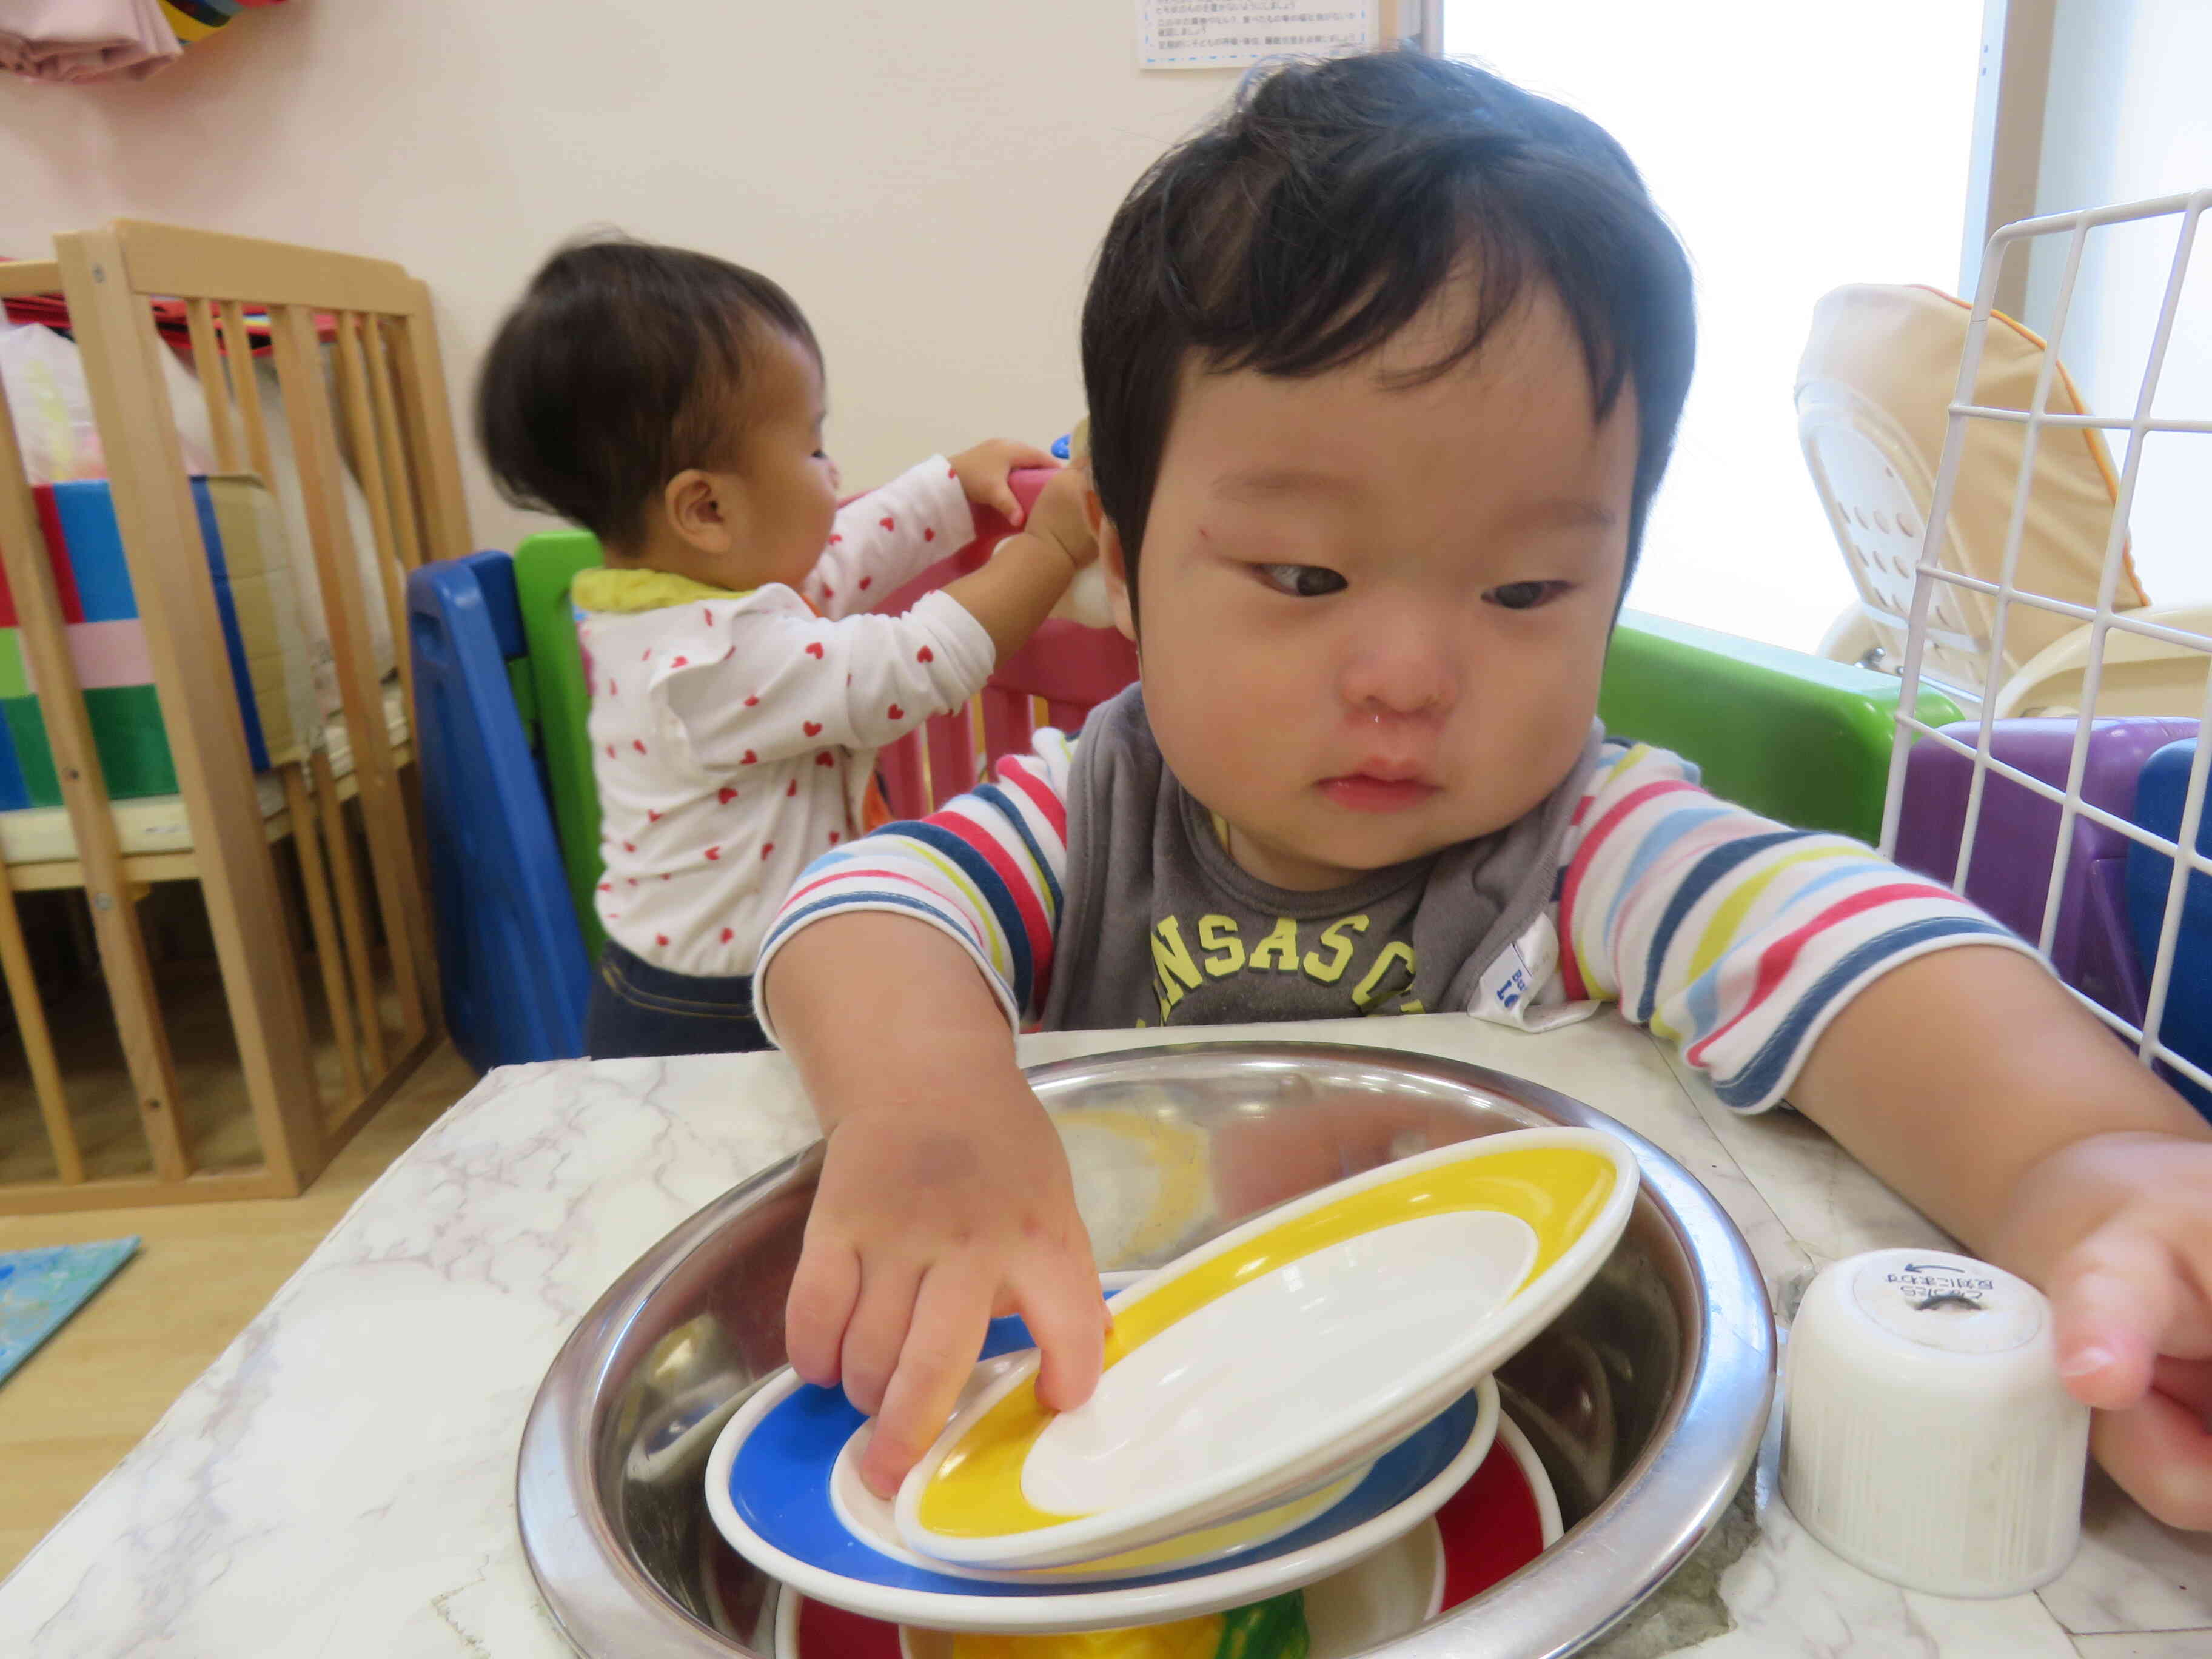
[{"x1": 705, "y1": 1305, "x2": 1498, "y2": 1636}]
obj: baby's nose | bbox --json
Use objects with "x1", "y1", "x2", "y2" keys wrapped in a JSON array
[{"x1": 1339, "y1": 630, "x2": 1458, "y2": 720}]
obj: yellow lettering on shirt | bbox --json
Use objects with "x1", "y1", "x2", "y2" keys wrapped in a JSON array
[
  {"x1": 1198, "y1": 914, "x2": 1245, "y2": 977},
  {"x1": 1352, "y1": 941, "x2": 1418, "y2": 1008},
  {"x1": 1248, "y1": 917, "x2": 1301, "y2": 972},
  {"x1": 1302, "y1": 914, "x2": 1369, "y2": 984},
  {"x1": 1151, "y1": 916, "x2": 1203, "y2": 1016}
]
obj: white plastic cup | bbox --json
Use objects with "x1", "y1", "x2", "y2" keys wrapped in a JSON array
[{"x1": 1781, "y1": 1248, "x2": 2090, "y2": 1597}]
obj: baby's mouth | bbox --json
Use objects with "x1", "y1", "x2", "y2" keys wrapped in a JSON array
[{"x1": 1317, "y1": 771, "x2": 1442, "y2": 813}]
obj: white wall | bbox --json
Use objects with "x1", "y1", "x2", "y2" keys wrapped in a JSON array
[
  {"x1": 2023, "y1": 0, "x2": 2212, "y2": 603},
  {"x1": 0, "y1": 3, "x2": 1241, "y2": 554}
]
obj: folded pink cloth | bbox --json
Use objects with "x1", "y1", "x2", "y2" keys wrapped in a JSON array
[{"x1": 0, "y1": 0, "x2": 181, "y2": 84}]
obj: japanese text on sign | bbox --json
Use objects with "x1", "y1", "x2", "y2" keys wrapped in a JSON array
[{"x1": 1136, "y1": 1, "x2": 1379, "y2": 70}]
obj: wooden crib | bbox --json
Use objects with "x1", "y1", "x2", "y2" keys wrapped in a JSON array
[{"x1": 0, "y1": 221, "x2": 470, "y2": 1215}]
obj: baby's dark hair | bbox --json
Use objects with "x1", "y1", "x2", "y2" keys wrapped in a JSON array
[
  {"x1": 1081, "y1": 49, "x2": 1695, "y2": 612},
  {"x1": 477, "y1": 235, "x2": 819, "y2": 549}
]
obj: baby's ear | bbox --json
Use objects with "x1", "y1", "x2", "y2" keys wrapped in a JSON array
[
  {"x1": 1098, "y1": 513, "x2": 1137, "y2": 644},
  {"x1": 664, "y1": 468, "x2": 736, "y2": 555}
]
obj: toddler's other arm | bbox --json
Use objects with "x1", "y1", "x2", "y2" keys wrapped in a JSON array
[
  {"x1": 805, "y1": 441, "x2": 1060, "y2": 620},
  {"x1": 1789, "y1": 946, "x2": 2212, "y2": 1529},
  {"x1": 669, "y1": 468, "x2": 1096, "y2": 765}
]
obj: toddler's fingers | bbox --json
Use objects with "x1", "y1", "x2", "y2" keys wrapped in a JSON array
[
  {"x1": 786, "y1": 1236, "x2": 862, "y2": 1389},
  {"x1": 840, "y1": 1259, "x2": 925, "y2": 1419},
  {"x1": 1020, "y1": 1244, "x2": 1109, "y2": 1416},
  {"x1": 861, "y1": 1264, "x2": 996, "y2": 1498},
  {"x1": 2091, "y1": 1378, "x2": 2212, "y2": 1530},
  {"x1": 2049, "y1": 1222, "x2": 2177, "y2": 1410}
]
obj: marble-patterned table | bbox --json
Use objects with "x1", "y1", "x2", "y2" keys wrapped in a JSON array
[{"x1": 1, "y1": 1014, "x2": 2205, "y2": 1657}]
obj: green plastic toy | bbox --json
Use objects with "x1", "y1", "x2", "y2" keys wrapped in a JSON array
[
  {"x1": 1600, "y1": 609, "x2": 1963, "y2": 845},
  {"x1": 511, "y1": 529, "x2": 610, "y2": 958}
]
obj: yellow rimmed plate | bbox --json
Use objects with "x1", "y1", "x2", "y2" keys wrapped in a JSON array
[{"x1": 896, "y1": 1127, "x2": 1635, "y2": 1571}]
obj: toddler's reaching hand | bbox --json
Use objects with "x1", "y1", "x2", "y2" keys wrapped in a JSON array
[
  {"x1": 1999, "y1": 1131, "x2": 2212, "y2": 1528},
  {"x1": 950, "y1": 438, "x2": 1063, "y2": 529},
  {"x1": 785, "y1": 1059, "x2": 1109, "y2": 1500}
]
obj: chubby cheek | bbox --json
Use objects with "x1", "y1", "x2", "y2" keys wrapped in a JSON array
[
  {"x1": 1452, "y1": 632, "x2": 1606, "y2": 813},
  {"x1": 1138, "y1": 590, "x2": 1317, "y2": 809}
]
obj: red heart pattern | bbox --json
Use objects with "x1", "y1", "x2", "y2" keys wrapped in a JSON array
[
  {"x1": 803, "y1": 720, "x2": 823, "y2": 737},
  {"x1": 719, "y1": 786, "x2": 739, "y2": 804},
  {"x1": 705, "y1": 846, "x2": 720, "y2": 860},
  {"x1": 814, "y1": 752, "x2": 834, "y2": 767},
  {"x1": 740, "y1": 751, "x2": 757, "y2": 765},
  {"x1": 879, "y1": 515, "x2": 895, "y2": 531},
  {"x1": 917, "y1": 646, "x2": 933, "y2": 663},
  {"x1": 805, "y1": 642, "x2": 825, "y2": 659},
  {"x1": 887, "y1": 704, "x2": 904, "y2": 720}
]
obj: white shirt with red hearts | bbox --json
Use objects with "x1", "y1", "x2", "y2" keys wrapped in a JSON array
[{"x1": 578, "y1": 458, "x2": 992, "y2": 977}]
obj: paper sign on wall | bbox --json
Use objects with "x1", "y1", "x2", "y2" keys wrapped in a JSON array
[{"x1": 1136, "y1": 2, "x2": 1379, "y2": 70}]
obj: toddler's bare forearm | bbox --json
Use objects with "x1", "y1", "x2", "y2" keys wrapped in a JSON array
[
  {"x1": 762, "y1": 912, "x2": 1025, "y2": 1134},
  {"x1": 941, "y1": 531, "x2": 1081, "y2": 661},
  {"x1": 1790, "y1": 946, "x2": 2210, "y2": 1268}
]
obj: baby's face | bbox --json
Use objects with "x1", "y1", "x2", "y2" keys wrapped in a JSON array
[
  {"x1": 1110, "y1": 284, "x2": 1637, "y2": 891},
  {"x1": 710, "y1": 329, "x2": 840, "y2": 591}
]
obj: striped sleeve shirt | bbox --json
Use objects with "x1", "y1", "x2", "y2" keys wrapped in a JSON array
[{"x1": 755, "y1": 733, "x2": 2036, "y2": 1111}]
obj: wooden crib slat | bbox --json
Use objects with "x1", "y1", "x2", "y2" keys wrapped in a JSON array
[
  {"x1": 283, "y1": 762, "x2": 365, "y2": 1103},
  {"x1": 309, "y1": 750, "x2": 389, "y2": 1078},
  {"x1": 0, "y1": 878, "x2": 84, "y2": 1184},
  {"x1": 56, "y1": 232, "x2": 327, "y2": 1193},
  {"x1": 218, "y1": 300, "x2": 276, "y2": 480},
  {"x1": 388, "y1": 295, "x2": 473, "y2": 565},
  {"x1": 332, "y1": 313, "x2": 414, "y2": 711},
  {"x1": 269, "y1": 304, "x2": 431, "y2": 1044},
  {"x1": 183, "y1": 298, "x2": 241, "y2": 474},
  {"x1": 362, "y1": 320, "x2": 426, "y2": 573},
  {"x1": 0, "y1": 338, "x2": 191, "y2": 1184}
]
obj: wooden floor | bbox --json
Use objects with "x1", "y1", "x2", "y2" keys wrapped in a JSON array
[{"x1": 0, "y1": 1040, "x2": 481, "y2": 1578}]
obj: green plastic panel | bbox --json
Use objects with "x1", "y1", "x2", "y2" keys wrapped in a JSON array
[
  {"x1": 1598, "y1": 609, "x2": 1962, "y2": 843},
  {"x1": 512, "y1": 531, "x2": 609, "y2": 959}
]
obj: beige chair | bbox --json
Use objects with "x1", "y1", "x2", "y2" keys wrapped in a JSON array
[{"x1": 1795, "y1": 283, "x2": 2212, "y2": 717}]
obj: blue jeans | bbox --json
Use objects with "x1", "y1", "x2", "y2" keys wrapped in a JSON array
[{"x1": 585, "y1": 939, "x2": 769, "y2": 1059}]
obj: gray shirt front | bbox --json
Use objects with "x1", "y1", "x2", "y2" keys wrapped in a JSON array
[{"x1": 1039, "y1": 688, "x2": 1603, "y2": 1032}]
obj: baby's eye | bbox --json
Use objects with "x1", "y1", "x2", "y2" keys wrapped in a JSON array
[
  {"x1": 1256, "y1": 563, "x2": 1347, "y2": 598},
  {"x1": 1485, "y1": 580, "x2": 1570, "y2": 611}
]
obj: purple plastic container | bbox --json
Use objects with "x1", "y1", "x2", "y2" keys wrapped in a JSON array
[{"x1": 1892, "y1": 718, "x2": 2200, "y2": 1024}]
